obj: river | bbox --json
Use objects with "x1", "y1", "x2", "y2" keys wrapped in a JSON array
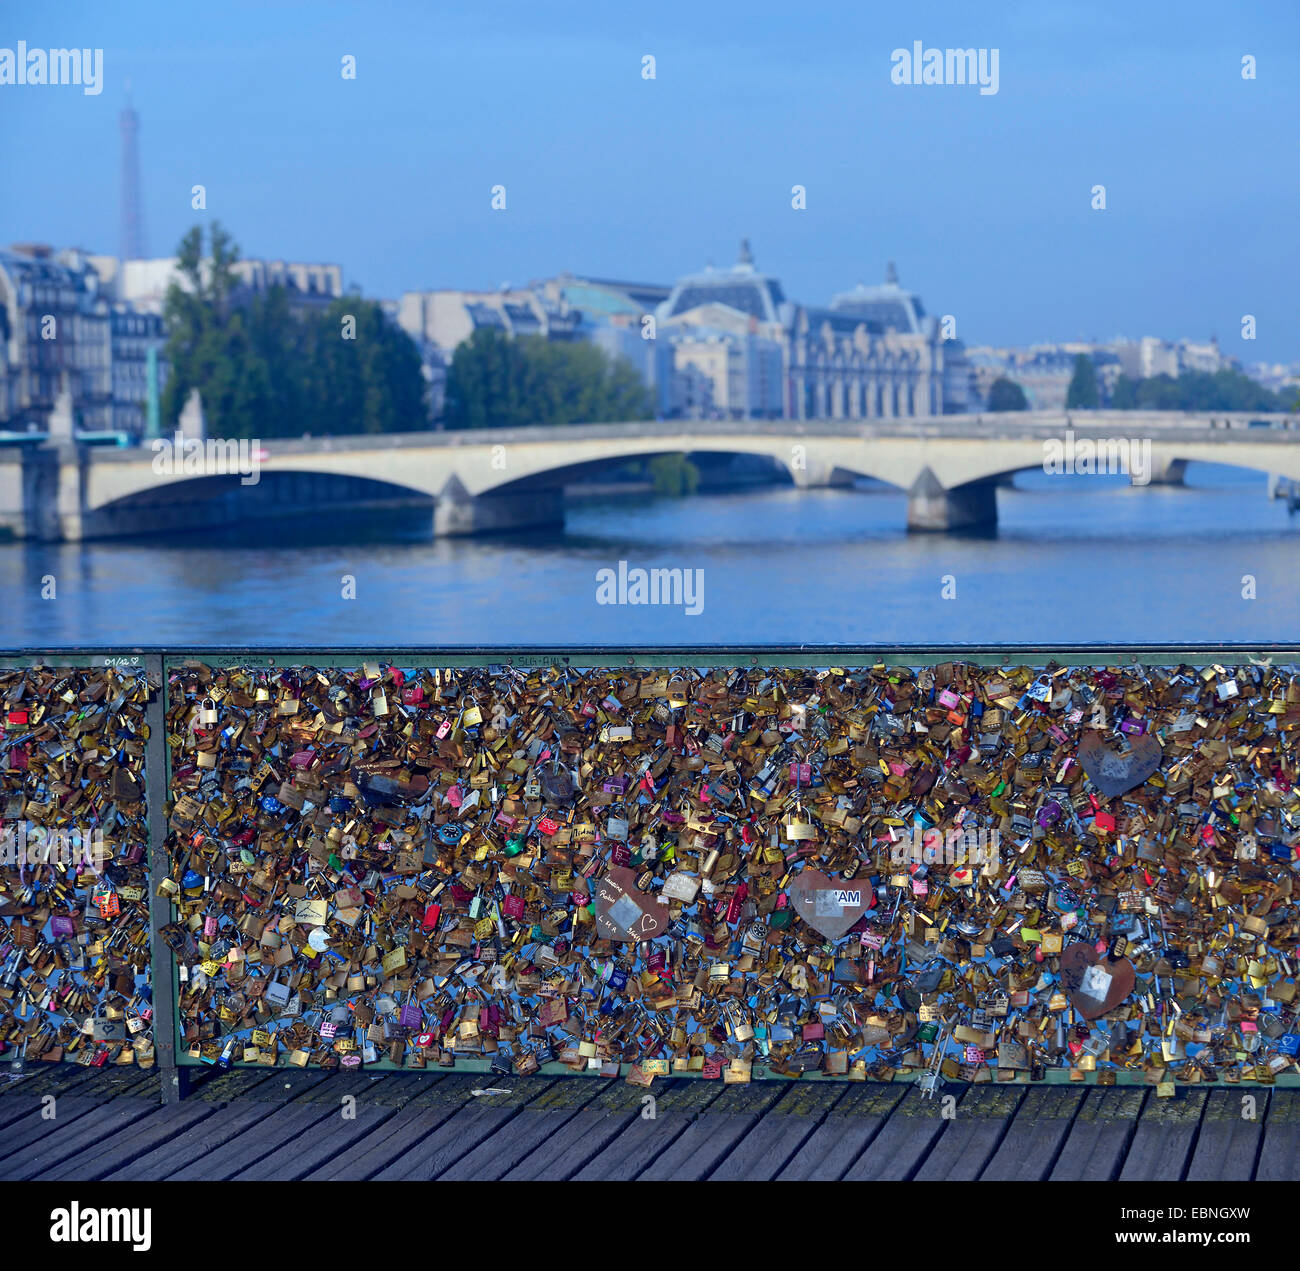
[{"x1": 1, "y1": 464, "x2": 1296, "y2": 648}]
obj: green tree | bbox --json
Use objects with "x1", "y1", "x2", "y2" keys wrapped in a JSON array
[
  {"x1": 161, "y1": 225, "x2": 426, "y2": 438},
  {"x1": 161, "y1": 222, "x2": 273, "y2": 437},
  {"x1": 1066, "y1": 354, "x2": 1100, "y2": 408},
  {"x1": 1110, "y1": 367, "x2": 1289, "y2": 413},
  {"x1": 987, "y1": 377, "x2": 1028, "y2": 411},
  {"x1": 444, "y1": 328, "x2": 652, "y2": 429},
  {"x1": 647, "y1": 454, "x2": 700, "y2": 496}
]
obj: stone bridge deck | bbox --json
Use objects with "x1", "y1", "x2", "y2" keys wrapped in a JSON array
[{"x1": 3, "y1": 410, "x2": 1298, "y2": 539}]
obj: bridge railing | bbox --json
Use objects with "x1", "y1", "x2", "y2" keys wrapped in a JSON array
[{"x1": 4, "y1": 645, "x2": 1300, "y2": 1099}]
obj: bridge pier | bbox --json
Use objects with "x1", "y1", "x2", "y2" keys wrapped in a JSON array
[
  {"x1": 1137, "y1": 457, "x2": 1186, "y2": 487},
  {"x1": 907, "y1": 468, "x2": 998, "y2": 532},
  {"x1": 433, "y1": 480, "x2": 564, "y2": 537},
  {"x1": 789, "y1": 459, "x2": 855, "y2": 490}
]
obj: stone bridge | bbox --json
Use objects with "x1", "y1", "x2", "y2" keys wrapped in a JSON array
[{"x1": 3, "y1": 410, "x2": 1299, "y2": 540}]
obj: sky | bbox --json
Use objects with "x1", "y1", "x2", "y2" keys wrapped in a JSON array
[{"x1": 3, "y1": 0, "x2": 1298, "y2": 361}]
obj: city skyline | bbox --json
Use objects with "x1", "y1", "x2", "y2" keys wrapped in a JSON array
[{"x1": 3, "y1": 1, "x2": 1298, "y2": 361}]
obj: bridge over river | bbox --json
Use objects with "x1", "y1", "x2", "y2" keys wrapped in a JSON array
[{"x1": 3, "y1": 410, "x2": 1298, "y2": 540}]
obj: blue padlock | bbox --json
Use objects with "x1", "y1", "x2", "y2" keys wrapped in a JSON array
[
  {"x1": 181, "y1": 869, "x2": 203, "y2": 889},
  {"x1": 1279, "y1": 1033, "x2": 1300, "y2": 1057},
  {"x1": 259, "y1": 795, "x2": 285, "y2": 815}
]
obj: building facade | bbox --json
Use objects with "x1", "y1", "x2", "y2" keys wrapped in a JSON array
[
  {"x1": 0, "y1": 245, "x2": 171, "y2": 436},
  {"x1": 108, "y1": 304, "x2": 168, "y2": 435},
  {"x1": 396, "y1": 287, "x2": 582, "y2": 356},
  {"x1": 87, "y1": 254, "x2": 344, "y2": 316},
  {"x1": 0, "y1": 245, "x2": 112, "y2": 431},
  {"x1": 656, "y1": 244, "x2": 969, "y2": 419}
]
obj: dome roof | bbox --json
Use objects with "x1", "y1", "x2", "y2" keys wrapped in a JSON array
[
  {"x1": 830, "y1": 262, "x2": 926, "y2": 334},
  {"x1": 662, "y1": 239, "x2": 787, "y2": 324}
]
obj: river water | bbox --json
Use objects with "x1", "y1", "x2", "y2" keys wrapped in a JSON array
[{"x1": 1, "y1": 465, "x2": 1297, "y2": 648}]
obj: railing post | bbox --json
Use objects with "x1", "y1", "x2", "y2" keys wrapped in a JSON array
[{"x1": 144, "y1": 653, "x2": 182, "y2": 1104}]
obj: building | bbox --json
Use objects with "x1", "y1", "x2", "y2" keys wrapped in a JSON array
[
  {"x1": 533, "y1": 272, "x2": 671, "y2": 321},
  {"x1": 966, "y1": 335, "x2": 1238, "y2": 411},
  {"x1": 396, "y1": 287, "x2": 582, "y2": 356},
  {"x1": 1113, "y1": 335, "x2": 1233, "y2": 380},
  {"x1": 587, "y1": 316, "x2": 676, "y2": 417},
  {"x1": 0, "y1": 245, "x2": 112, "y2": 431},
  {"x1": 656, "y1": 243, "x2": 969, "y2": 419},
  {"x1": 0, "y1": 245, "x2": 174, "y2": 436},
  {"x1": 966, "y1": 343, "x2": 1121, "y2": 411},
  {"x1": 87, "y1": 254, "x2": 344, "y2": 316},
  {"x1": 108, "y1": 304, "x2": 168, "y2": 435}
]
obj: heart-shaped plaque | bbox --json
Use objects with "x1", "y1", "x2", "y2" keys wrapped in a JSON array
[
  {"x1": 788, "y1": 869, "x2": 873, "y2": 940},
  {"x1": 1077, "y1": 732, "x2": 1162, "y2": 798},
  {"x1": 593, "y1": 866, "x2": 667, "y2": 942},
  {"x1": 1059, "y1": 941, "x2": 1135, "y2": 1019}
]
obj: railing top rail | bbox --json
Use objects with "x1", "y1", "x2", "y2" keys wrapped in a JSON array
[
  {"x1": 66, "y1": 410, "x2": 1300, "y2": 460},
  {"x1": 3, "y1": 645, "x2": 1300, "y2": 669}
]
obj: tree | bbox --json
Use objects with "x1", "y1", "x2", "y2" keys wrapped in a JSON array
[
  {"x1": 987, "y1": 377, "x2": 1028, "y2": 411},
  {"x1": 160, "y1": 225, "x2": 427, "y2": 438},
  {"x1": 444, "y1": 328, "x2": 652, "y2": 429},
  {"x1": 1110, "y1": 367, "x2": 1290, "y2": 412},
  {"x1": 161, "y1": 222, "x2": 272, "y2": 437},
  {"x1": 1066, "y1": 354, "x2": 1100, "y2": 408}
]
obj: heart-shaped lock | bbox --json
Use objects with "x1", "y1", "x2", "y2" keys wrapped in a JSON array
[
  {"x1": 788, "y1": 869, "x2": 872, "y2": 940},
  {"x1": 1059, "y1": 942, "x2": 1136, "y2": 1019},
  {"x1": 1077, "y1": 732, "x2": 1162, "y2": 798}
]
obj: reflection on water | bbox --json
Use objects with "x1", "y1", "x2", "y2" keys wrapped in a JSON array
[{"x1": 1, "y1": 464, "x2": 1297, "y2": 647}]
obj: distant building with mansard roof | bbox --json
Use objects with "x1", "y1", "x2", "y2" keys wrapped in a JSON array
[{"x1": 657, "y1": 242, "x2": 968, "y2": 418}]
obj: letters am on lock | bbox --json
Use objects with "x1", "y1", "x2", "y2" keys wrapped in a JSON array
[
  {"x1": 161, "y1": 659, "x2": 1300, "y2": 1086},
  {"x1": 0, "y1": 666, "x2": 158, "y2": 1073}
]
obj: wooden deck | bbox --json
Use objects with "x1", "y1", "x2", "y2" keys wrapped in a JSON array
[{"x1": 0, "y1": 1066, "x2": 1288, "y2": 1181}]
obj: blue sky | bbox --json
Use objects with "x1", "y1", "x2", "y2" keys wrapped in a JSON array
[{"x1": 3, "y1": 1, "x2": 1297, "y2": 360}]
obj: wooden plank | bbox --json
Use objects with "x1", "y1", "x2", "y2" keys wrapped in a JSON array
[
  {"x1": 439, "y1": 1079, "x2": 609, "y2": 1180},
  {"x1": 570, "y1": 1079, "x2": 729, "y2": 1181},
  {"x1": 842, "y1": 1084, "x2": 967, "y2": 1181},
  {"x1": 0, "y1": 1065, "x2": 160, "y2": 1174},
  {"x1": 307, "y1": 1075, "x2": 485, "y2": 1181},
  {"x1": 776, "y1": 1084, "x2": 907, "y2": 1180},
  {"x1": 915, "y1": 1084, "x2": 1025, "y2": 1181},
  {"x1": 979, "y1": 1086, "x2": 1087, "y2": 1180},
  {"x1": 369, "y1": 1078, "x2": 562, "y2": 1181},
  {"x1": 1186, "y1": 1087, "x2": 1270, "y2": 1182},
  {"x1": 163, "y1": 1071, "x2": 377, "y2": 1181},
  {"x1": 0, "y1": 1066, "x2": 102, "y2": 1126},
  {"x1": 500, "y1": 1080, "x2": 650, "y2": 1181},
  {"x1": 1254, "y1": 1092, "x2": 1300, "y2": 1181},
  {"x1": 709, "y1": 1083, "x2": 845, "y2": 1181},
  {"x1": 101, "y1": 1070, "x2": 331, "y2": 1181},
  {"x1": 1118, "y1": 1087, "x2": 1206, "y2": 1181},
  {"x1": 229, "y1": 1077, "x2": 417, "y2": 1180},
  {"x1": 0, "y1": 1095, "x2": 162, "y2": 1180},
  {"x1": 633, "y1": 1081, "x2": 789, "y2": 1181},
  {"x1": 35, "y1": 1102, "x2": 218, "y2": 1179},
  {"x1": 1049, "y1": 1087, "x2": 1147, "y2": 1181}
]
